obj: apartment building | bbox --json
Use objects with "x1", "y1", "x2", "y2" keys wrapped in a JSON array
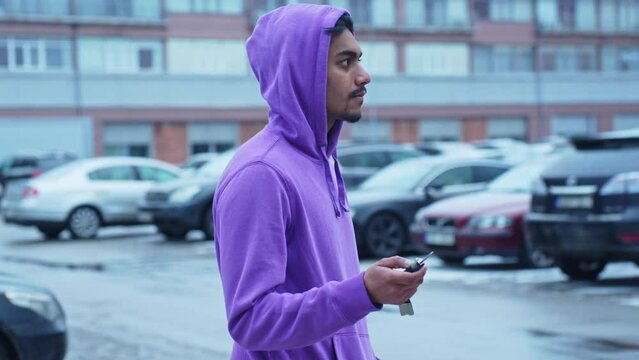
[{"x1": 0, "y1": 0, "x2": 638, "y2": 163}]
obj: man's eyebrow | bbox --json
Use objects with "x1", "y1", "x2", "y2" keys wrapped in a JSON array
[{"x1": 336, "y1": 49, "x2": 363, "y2": 58}]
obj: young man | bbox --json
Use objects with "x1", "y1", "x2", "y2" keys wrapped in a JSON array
[{"x1": 213, "y1": 4, "x2": 427, "y2": 359}]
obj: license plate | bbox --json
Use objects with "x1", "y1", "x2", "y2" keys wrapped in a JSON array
[
  {"x1": 425, "y1": 230, "x2": 455, "y2": 246},
  {"x1": 138, "y1": 211, "x2": 153, "y2": 222},
  {"x1": 555, "y1": 195, "x2": 593, "y2": 209}
]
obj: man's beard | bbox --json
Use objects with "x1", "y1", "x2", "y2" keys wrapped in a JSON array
[{"x1": 341, "y1": 111, "x2": 362, "y2": 123}]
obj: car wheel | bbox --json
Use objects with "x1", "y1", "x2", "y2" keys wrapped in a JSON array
[
  {"x1": 558, "y1": 257, "x2": 607, "y2": 281},
  {"x1": 519, "y1": 241, "x2": 555, "y2": 268},
  {"x1": 363, "y1": 212, "x2": 406, "y2": 258},
  {"x1": 37, "y1": 226, "x2": 64, "y2": 240},
  {"x1": 439, "y1": 255, "x2": 465, "y2": 265},
  {"x1": 159, "y1": 228, "x2": 188, "y2": 241},
  {"x1": 201, "y1": 206, "x2": 214, "y2": 241},
  {"x1": 68, "y1": 207, "x2": 101, "y2": 239}
]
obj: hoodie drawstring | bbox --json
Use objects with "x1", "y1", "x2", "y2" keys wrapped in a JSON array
[{"x1": 320, "y1": 145, "x2": 341, "y2": 217}]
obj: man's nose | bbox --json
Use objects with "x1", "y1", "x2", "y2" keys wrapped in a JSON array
[{"x1": 356, "y1": 66, "x2": 371, "y2": 86}]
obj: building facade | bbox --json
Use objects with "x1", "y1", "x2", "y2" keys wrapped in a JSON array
[{"x1": 1, "y1": 0, "x2": 638, "y2": 163}]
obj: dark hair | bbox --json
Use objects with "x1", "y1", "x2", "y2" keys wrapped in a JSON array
[{"x1": 327, "y1": 14, "x2": 353, "y2": 36}]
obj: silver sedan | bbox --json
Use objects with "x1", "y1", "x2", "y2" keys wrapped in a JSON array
[{"x1": 0, "y1": 157, "x2": 182, "y2": 239}]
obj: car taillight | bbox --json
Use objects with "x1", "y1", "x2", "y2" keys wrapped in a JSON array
[
  {"x1": 31, "y1": 170, "x2": 43, "y2": 177},
  {"x1": 600, "y1": 172, "x2": 639, "y2": 196},
  {"x1": 22, "y1": 186, "x2": 39, "y2": 199}
]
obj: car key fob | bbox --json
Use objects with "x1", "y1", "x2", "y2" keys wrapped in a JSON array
[{"x1": 399, "y1": 251, "x2": 434, "y2": 316}]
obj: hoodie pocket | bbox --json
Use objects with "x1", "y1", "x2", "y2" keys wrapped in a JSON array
[{"x1": 331, "y1": 333, "x2": 379, "y2": 360}]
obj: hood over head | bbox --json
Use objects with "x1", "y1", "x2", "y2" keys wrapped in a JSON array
[{"x1": 247, "y1": 4, "x2": 350, "y2": 160}]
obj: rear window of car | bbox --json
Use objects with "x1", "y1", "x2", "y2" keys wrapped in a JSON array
[{"x1": 88, "y1": 166, "x2": 137, "y2": 181}]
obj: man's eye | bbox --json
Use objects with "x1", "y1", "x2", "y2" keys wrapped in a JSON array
[{"x1": 340, "y1": 59, "x2": 350, "y2": 67}]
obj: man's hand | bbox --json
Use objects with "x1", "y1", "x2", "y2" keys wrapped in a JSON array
[{"x1": 363, "y1": 256, "x2": 427, "y2": 305}]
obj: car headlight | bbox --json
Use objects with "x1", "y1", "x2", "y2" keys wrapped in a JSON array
[
  {"x1": 5, "y1": 290, "x2": 63, "y2": 322},
  {"x1": 601, "y1": 172, "x2": 639, "y2": 195},
  {"x1": 468, "y1": 215, "x2": 513, "y2": 230},
  {"x1": 168, "y1": 185, "x2": 202, "y2": 203}
]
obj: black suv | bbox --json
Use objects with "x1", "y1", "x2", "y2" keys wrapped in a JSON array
[
  {"x1": 526, "y1": 129, "x2": 639, "y2": 281},
  {"x1": 0, "y1": 152, "x2": 76, "y2": 199}
]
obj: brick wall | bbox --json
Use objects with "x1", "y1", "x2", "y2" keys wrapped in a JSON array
[{"x1": 154, "y1": 122, "x2": 188, "y2": 164}]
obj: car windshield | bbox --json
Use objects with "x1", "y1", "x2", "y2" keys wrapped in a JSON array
[
  {"x1": 488, "y1": 161, "x2": 549, "y2": 193},
  {"x1": 196, "y1": 149, "x2": 237, "y2": 178},
  {"x1": 359, "y1": 160, "x2": 433, "y2": 192}
]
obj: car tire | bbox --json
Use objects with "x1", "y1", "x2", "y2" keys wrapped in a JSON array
[
  {"x1": 519, "y1": 241, "x2": 555, "y2": 268},
  {"x1": 362, "y1": 212, "x2": 406, "y2": 258},
  {"x1": 558, "y1": 257, "x2": 606, "y2": 281},
  {"x1": 159, "y1": 228, "x2": 188, "y2": 241},
  {"x1": 38, "y1": 226, "x2": 64, "y2": 240},
  {"x1": 68, "y1": 206, "x2": 101, "y2": 239},
  {"x1": 439, "y1": 255, "x2": 465, "y2": 265},
  {"x1": 201, "y1": 205, "x2": 214, "y2": 241}
]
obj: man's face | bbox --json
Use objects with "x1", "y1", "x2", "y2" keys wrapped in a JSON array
[{"x1": 326, "y1": 29, "x2": 371, "y2": 125}]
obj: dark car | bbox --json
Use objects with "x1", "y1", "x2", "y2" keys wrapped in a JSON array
[
  {"x1": 139, "y1": 148, "x2": 237, "y2": 240},
  {"x1": 526, "y1": 129, "x2": 639, "y2": 280},
  {"x1": 0, "y1": 152, "x2": 77, "y2": 199},
  {"x1": 410, "y1": 159, "x2": 559, "y2": 267},
  {"x1": 337, "y1": 142, "x2": 424, "y2": 189},
  {"x1": 348, "y1": 156, "x2": 510, "y2": 258},
  {"x1": 0, "y1": 273, "x2": 66, "y2": 360}
]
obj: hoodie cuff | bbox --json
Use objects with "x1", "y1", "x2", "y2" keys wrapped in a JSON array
[{"x1": 331, "y1": 272, "x2": 383, "y2": 324}]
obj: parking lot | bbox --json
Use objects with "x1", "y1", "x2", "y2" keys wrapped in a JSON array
[{"x1": 2, "y1": 221, "x2": 639, "y2": 360}]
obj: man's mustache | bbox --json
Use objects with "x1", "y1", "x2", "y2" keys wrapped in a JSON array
[{"x1": 349, "y1": 87, "x2": 367, "y2": 98}]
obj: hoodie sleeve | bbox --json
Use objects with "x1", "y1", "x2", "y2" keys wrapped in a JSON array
[{"x1": 214, "y1": 162, "x2": 379, "y2": 351}]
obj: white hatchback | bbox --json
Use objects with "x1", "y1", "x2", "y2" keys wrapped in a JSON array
[{"x1": 0, "y1": 157, "x2": 182, "y2": 239}]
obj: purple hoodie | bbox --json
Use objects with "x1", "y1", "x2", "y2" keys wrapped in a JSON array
[{"x1": 213, "y1": 4, "x2": 380, "y2": 359}]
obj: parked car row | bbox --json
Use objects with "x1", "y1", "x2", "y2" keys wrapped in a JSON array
[
  {"x1": 3, "y1": 132, "x2": 637, "y2": 281},
  {"x1": 410, "y1": 158, "x2": 558, "y2": 268}
]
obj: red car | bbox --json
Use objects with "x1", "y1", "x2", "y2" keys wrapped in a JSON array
[{"x1": 409, "y1": 159, "x2": 557, "y2": 268}]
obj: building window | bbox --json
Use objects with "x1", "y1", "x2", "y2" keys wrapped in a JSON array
[
  {"x1": 487, "y1": 117, "x2": 527, "y2": 140},
  {"x1": 78, "y1": 38, "x2": 162, "y2": 74},
  {"x1": 550, "y1": 115, "x2": 597, "y2": 137},
  {"x1": 346, "y1": 119, "x2": 391, "y2": 141},
  {"x1": 405, "y1": 0, "x2": 468, "y2": 29},
  {"x1": 475, "y1": 0, "x2": 531, "y2": 21},
  {"x1": 614, "y1": 115, "x2": 639, "y2": 130},
  {"x1": 167, "y1": 0, "x2": 243, "y2": 14},
  {"x1": 537, "y1": 0, "x2": 596, "y2": 31},
  {"x1": 0, "y1": 0, "x2": 69, "y2": 16},
  {"x1": 419, "y1": 119, "x2": 461, "y2": 141},
  {"x1": 167, "y1": 39, "x2": 247, "y2": 75},
  {"x1": 103, "y1": 124, "x2": 153, "y2": 157},
  {"x1": 358, "y1": 41, "x2": 397, "y2": 76},
  {"x1": 76, "y1": 0, "x2": 161, "y2": 20},
  {"x1": 539, "y1": 45, "x2": 597, "y2": 72},
  {"x1": 474, "y1": 45, "x2": 532, "y2": 73},
  {"x1": 188, "y1": 123, "x2": 238, "y2": 154},
  {"x1": 602, "y1": 0, "x2": 639, "y2": 32},
  {"x1": 406, "y1": 43, "x2": 469, "y2": 76},
  {"x1": 0, "y1": 37, "x2": 71, "y2": 72},
  {"x1": 603, "y1": 46, "x2": 639, "y2": 72}
]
